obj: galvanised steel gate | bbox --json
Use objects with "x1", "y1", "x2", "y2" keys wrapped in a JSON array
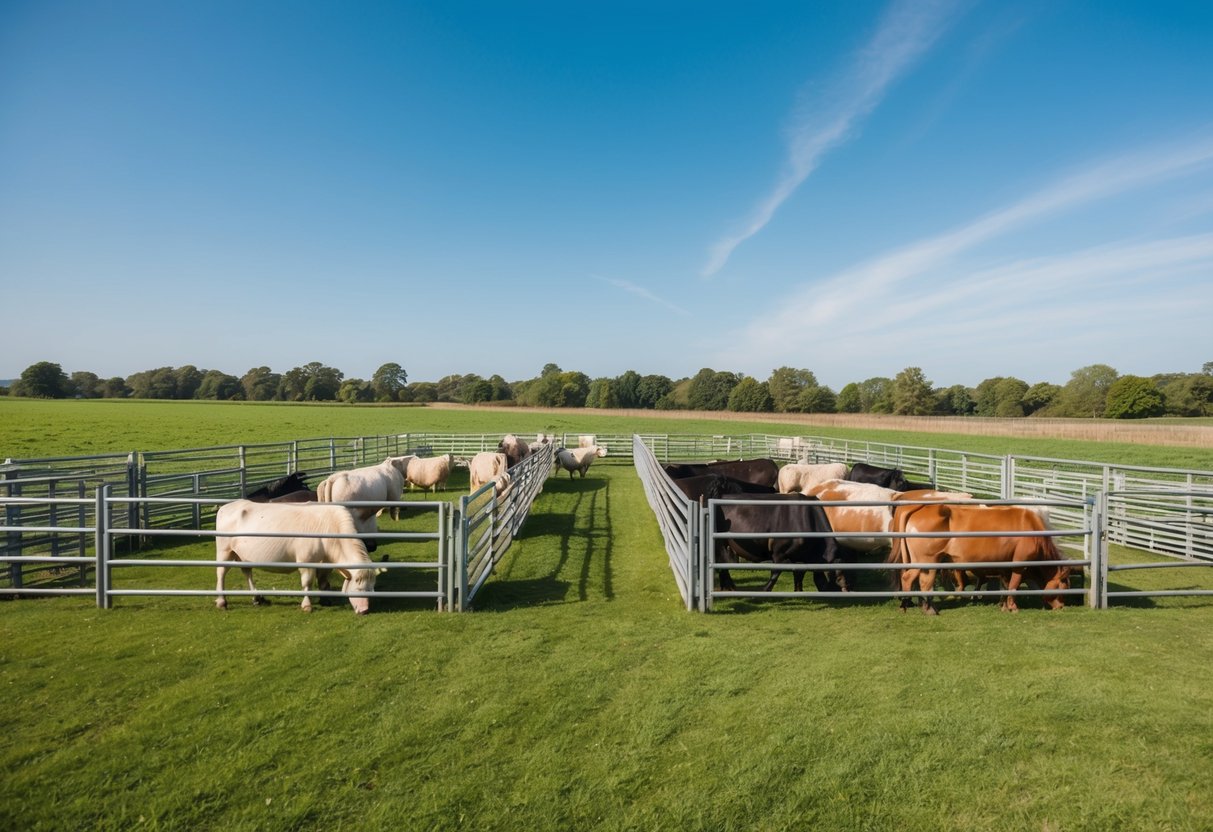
[{"x1": 633, "y1": 434, "x2": 1213, "y2": 611}]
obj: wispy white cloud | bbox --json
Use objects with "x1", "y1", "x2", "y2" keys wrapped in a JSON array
[
  {"x1": 597, "y1": 276, "x2": 692, "y2": 317},
  {"x1": 702, "y1": 0, "x2": 967, "y2": 277},
  {"x1": 721, "y1": 135, "x2": 1213, "y2": 378}
]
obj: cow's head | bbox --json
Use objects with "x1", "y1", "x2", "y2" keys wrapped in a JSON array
[{"x1": 339, "y1": 565, "x2": 386, "y2": 615}]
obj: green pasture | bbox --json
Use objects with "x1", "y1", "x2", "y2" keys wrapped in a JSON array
[{"x1": 3, "y1": 401, "x2": 1213, "y2": 830}]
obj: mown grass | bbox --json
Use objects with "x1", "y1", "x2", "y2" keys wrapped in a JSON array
[{"x1": 2, "y1": 401, "x2": 1213, "y2": 830}]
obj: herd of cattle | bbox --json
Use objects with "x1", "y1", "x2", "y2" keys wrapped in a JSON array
[
  {"x1": 662, "y1": 458, "x2": 1074, "y2": 614},
  {"x1": 209, "y1": 436, "x2": 1071, "y2": 616},
  {"x1": 215, "y1": 435, "x2": 608, "y2": 614}
]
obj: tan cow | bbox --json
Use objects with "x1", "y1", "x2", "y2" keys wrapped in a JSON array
[
  {"x1": 555, "y1": 445, "x2": 607, "y2": 479},
  {"x1": 776, "y1": 462, "x2": 847, "y2": 494},
  {"x1": 405, "y1": 454, "x2": 454, "y2": 493},
  {"x1": 468, "y1": 452, "x2": 509, "y2": 492},
  {"x1": 315, "y1": 456, "x2": 411, "y2": 542}
]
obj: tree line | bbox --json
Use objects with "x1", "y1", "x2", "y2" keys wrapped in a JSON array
[{"x1": 4, "y1": 360, "x2": 1212, "y2": 419}]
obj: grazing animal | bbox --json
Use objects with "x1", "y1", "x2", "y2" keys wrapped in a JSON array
[
  {"x1": 315, "y1": 456, "x2": 411, "y2": 544},
  {"x1": 245, "y1": 471, "x2": 311, "y2": 502},
  {"x1": 846, "y1": 462, "x2": 933, "y2": 493},
  {"x1": 777, "y1": 462, "x2": 848, "y2": 495},
  {"x1": 888, "y1": 504, "x2": 1071, "y2": 615},
  {"x1": 662, "y1": 458, "x2": 780, "y2": 489},
  {"x1": 805, "y1": 480, "x2": 974, "y2": 557},
  {"x1": 555, "y1": 445, "x2": 607, "y2": 479},
  {"x1": 468, "y1": 452, "x2": 509, "y2": 492},
  {"x1": 214, "y1": 500, "x2": 383, "y2": 614},
  {"x1": 498, "y1": 434, "x2": 531, "y2": 468},
  {"x1": 708, "y1": 492, "x2": 847, "y2": 593},
  {"x1": 405, "y1": 454, "x2": 454, "y2": 493}
]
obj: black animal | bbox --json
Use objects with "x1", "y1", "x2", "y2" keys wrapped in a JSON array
[
  {"x1": 245, "y1": 471, "x2": 311, "y2": 502},
  {"x1": 707, "y1": 490, "x2": 849, "y2": 594},
  {"x1": 671, "y1": 473, "x2": 776, "y2": 502},
  {"x1": 846, "y1": 462, "x2": 933, "y2": 493},
  {"x1": 662, "y1": 458, "x2": 780, "y2": 488}
]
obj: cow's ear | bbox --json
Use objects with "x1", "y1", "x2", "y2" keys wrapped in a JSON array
[
  {"x1": 376, "y1": 567, "x2": 388, "y2": 576},
  {"x1": 336, "y1": 568, "x2": 352, "y2": 581}
]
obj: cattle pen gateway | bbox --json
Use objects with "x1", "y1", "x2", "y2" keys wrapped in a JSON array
[{"x1": 3, "y1": 430, "x2": 1212, "y2": 612}]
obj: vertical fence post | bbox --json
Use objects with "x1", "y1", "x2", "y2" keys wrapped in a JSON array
[
  {"x1": 77, "y1": 480, "x2": 87, "y2": 586},
  {"x1": 1087, "y1": 491, "x2": 1108, "y2": 609},
  {"x1": 703, "y1": 502, "x2": 715, "y2": 613},
  {"x1": 95, "y1": 485, "x2": 110, "y2": 609},
  {"x1": 5, "y1": 480, "x2": 22, "y2": 590}
]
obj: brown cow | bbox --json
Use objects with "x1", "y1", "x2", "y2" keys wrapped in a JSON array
[{"x1": 888, "y1": 504, "x2": 1071, "y2": 615}]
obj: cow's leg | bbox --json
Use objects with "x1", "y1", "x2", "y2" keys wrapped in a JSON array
[
  {"x1": 298, "y1": 567, "x2": 315, "y2": 613},
  {"x1": 898, "y1": 565, "x2": 919, "y2": 611},
  {"x1": 1002, "y1": 568, "x2": 1025, "y2": 613},
  {"x1": 918, "y1": 567, "x2": 938, "y2": 615},
  {"x1": 243, "y1": 567, "x2": 267, "y2": 606},
  {"x1": 215, "y1": 562, "x2": 229, "y2": 611}
]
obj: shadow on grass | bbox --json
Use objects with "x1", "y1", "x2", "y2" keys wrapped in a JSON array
[{"x1": 478, "y1": 474, "x2": 614, "y2": 610}]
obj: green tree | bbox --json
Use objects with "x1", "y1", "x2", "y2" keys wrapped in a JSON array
[
  {"x1": 196, "y1": 370, "x2": 242, "y2": 400},
  {"x1": 69, "y1": 371, "x2": 102, "y2": 398},
  {"x1": 855, "y1": 377, "x2": 893, "y2": 413},
  {"x1": 459, "y1": 376, "x2": 493, "y2": 404},
  {"x1": 892, "y1": 367, "x2": 934, "y2": 415},
  {"x1": 555, "y1": 372, "x2": 591, "y2": 408},
  {"x1": 993, "y1": 377, "x2": 1029, "y2": 417},
  {"x1": 727, "y1": 377, "x2": 773, "y2": 412},
  {"x1": 1023, "y1": 382, "x2": 1062, "y2": 415},
  {"x1": 635, "y1": 375, "x2": 674, "y2": 409},
  {"x1": 585, "y1": 378, "x2": 619, "y2": 409},
  {"x1": 371, "y1": 363, "x2": 408, "y2": 402},
  {"x1": 99, "y1": 377, "x2": 129, "y2": 398},
  {"x1": 1104, "y1": 375, "x2": 1165, "y2": 419},
  {"x1": 687, "y1": 368, "x2": 740, "y2": 411},
  {"x1": 934, "y1": 385, "x2": 974, "y2": 415},
  {"x1": 766, "y1": 367, "x2": 816, "y2": 413},
  {"x1": 241, "y1": 367, "x2": 281, "y2": 401},
  {"x1": 337, "y1": 378, "x2": 374, "y2": 403},
  {"x1": 836, "y1": 383, "x2": 863, "y2": 413},
  {"x1": 614, "y1": 370, "x2": 641, "y2": 408},
  {"x1": 126, "y1": 367, "x2": 177, "y2": 399},
  {"x1": 301, "y1": 363, "x2": 343, "y2": 401},
  {"x1": 174, "y1": 365, "x2": 204, "y2": 399},
  {"x1": 13, "y1": 362, "x2": 68, "y2": 398},
  {"x1": 1059, "y1": 364, "x2": 1119, "y2": 418},
  {"x1": 407, "y1": 382, "x2": 438, "y2": 403},
  {"x1": 796, "y1": 384, "x2": 837, "y2": 413},
  {"x1": 488, "y1": 375, "x2": 512, "y2": 402}
]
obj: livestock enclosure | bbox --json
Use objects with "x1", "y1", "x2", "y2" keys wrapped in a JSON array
[
  {"x1": 4, "y1": 429, "x2": 1211, "y2": 612},
  {"x1": 4, "y1": 406, "x2": 1213, "y2": 831}
]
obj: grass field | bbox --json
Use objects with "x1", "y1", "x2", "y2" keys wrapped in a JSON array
[{"x1": 3, "y1": 401, "x2": 1213, "y2": 830}]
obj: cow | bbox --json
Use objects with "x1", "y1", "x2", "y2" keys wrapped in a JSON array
[
  {"x1": 846, "y1": 462, "x2": 933, "y2": 492},
  {"x1": 671, "y1": 472, "x2": 776, "y2": 501},
  {"x1": 806, "y1": 480, "x2": 974, "y2": 556},
  {"x1": 662, "y1": 458, "x2": 780, "y2": 489},
  {"x1": 707, "y1": 492, "x2": 848, "y2": 593},
  {"x1": 405, "y1": 454, "x2": 454, "y2": 493},
  {"x1": 555, "y1": 445, "x2": 607, "y2": 479},
  {"x1": 888, "y1": 503, "x2": 1071, "y2": 615},
  {"x1": 468, "y1": 452, "x2": 509, "y2": 492},
  {"x1": 776, "y1": 462, "x2": 848, "y2": 495},
  {"x1": 315, "y1": 456, "x2": 411, "y2": 546},
  {"x1": 245, "y1": 471, "x2": 311, "y2": 502},
  {"x1": 498, "y1": 434, "x2": 530, "y2": 468},
  {"x1": 214, "y1": 500, "x2": 384, "y2": 614}
]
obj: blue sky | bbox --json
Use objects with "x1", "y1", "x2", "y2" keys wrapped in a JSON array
[{"x1": 2, "y1": 0, "x2": 1212, "y2": 390}]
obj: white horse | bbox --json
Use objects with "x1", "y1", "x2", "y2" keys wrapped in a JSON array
[{"x1": 215, "y1": 500, "x2": 384, "y2": 614}]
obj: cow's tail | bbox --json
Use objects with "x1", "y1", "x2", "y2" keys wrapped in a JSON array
[{"x1": 317, "y1": 476, "x2": 332, "y2": 503}]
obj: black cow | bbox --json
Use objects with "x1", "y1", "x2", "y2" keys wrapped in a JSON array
[
  {"x1": 671, "y1": 473, "x2": 776, "y2": 502},
  {"x1": 846, "y1": 462, "x2": 933, "y2": 493},
  {"x1": 662, "y1": 458, "x2": 780, "y2": 488},
  {"x1": 245, "y1": 471, "x2": 311, "y2": 502},
  {"x1": 708, "y1": 491, "x2": 849, "y2": 594}
]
